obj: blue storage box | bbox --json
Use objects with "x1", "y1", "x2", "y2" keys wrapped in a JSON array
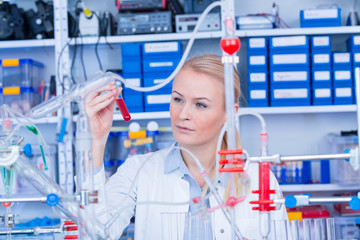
[
  {"x1": 143, "y1": 72, "x2": 173, "y2": 90},
  {"x1": 270, "y1": 53, "x2": 310, "y2": 70},
  {"x1": 300, "y1": 8, "x2": 341, "y2": 28},
  {"x1": 269, "y1": 36, "x2": 309, "y2": 54},
  {"x1": 332, "y1": 52, "x2": 351, "y2": 70},
  {"x1": 248, "y1": 87, "x2": 269, "y2": 107},
  {"x1": 334, "y1": 87, "x2": 354, "y2": 105},
  {"x1": 312, "y1": 70, "x2": 332, "y2": 87},
  {"x1": 311, "y1": 53, "x2": 331, "y2": 70},
  {"x1": 247, "y1": 37, "x2": 267, "y2": 54},
  {"x1": 270, "y1": 70, "x2": 310, "y2": 88},
  {"x1": 121, "y1": 43, "x2": 142, "y2": 74},
  {"x1": 333, "y1": 70, "x2": 353, "y2": 87},
  {"x1": 347, "y1": 35, "x2": 360, "y2": 52},
  {"x1": 248, "y1": 54, "x2": 268, "y2": 71},
  {"x1": 144, "y1": 88, "x2": 172, "y2": 112},
  {"x1": 352, "y1": 52, "x2": 360, "y2": 68},
  {"x1": 121, "y1": 73, "x2": 144, "y2": 113},
  {"x1": 312, "y1": 87, "x2": 333, "y2": 105},
  {"x1": 311, "y1": 36, "x2": 331, "y2": 53},
  {"x1": 270, "y1": 87, "x2": 311, "y2": 106},
  {"x1": 248, "y1": 71, "x2": 268, "y2": 88},
  {"x1": 142, "y1": 41, "x2": 182, "y2": 59}
]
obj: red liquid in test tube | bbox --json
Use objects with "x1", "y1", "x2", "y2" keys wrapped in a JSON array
[{"x1": 115, "y1": 98, "x2": 131, "y2": 122}]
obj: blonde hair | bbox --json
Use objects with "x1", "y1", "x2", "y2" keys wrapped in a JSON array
[{"x1": 180, "y1": 54, "x2": 244, "y2": 200}]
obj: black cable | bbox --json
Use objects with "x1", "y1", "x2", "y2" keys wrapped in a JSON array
[
  {"x1": 56, "y1": 38, "x2": 72, "y2": 93},
  {"x1": 93, "y1": 12, "x2": 103, "y2": 71},
  {"x1": 70, "y1": 37, "x2": 78, "y2": 84},
  {"x1": 79, "y1": 34, "x2": 87, "y2": 80}
]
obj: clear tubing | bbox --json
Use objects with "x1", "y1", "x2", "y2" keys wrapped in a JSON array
[
  {"x1": 326, "y1": 218, "x2": 336, "y2": 240},
  {"x1": 111, "y1": 1, "x2": 222, "y2": 93},
  {"x1": 290, "y1": 220, "x2": 300, "y2": 240}
]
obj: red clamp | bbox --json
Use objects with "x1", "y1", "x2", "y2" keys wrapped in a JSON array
[
  {"x1": 250, "y1": 162, "x2": 276, "y2": 212},
  {"x1": 63, "y1": 220, "x2": 78, "y2": 240},
  {"x1": 218, "y1": 149, "x2": 244, "y2": 173}
]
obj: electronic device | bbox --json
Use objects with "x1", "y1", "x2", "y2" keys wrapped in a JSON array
[
  {"x1": 79, "y1": 11, "x2": 100, "y2": 36},
  {"x1": 117, "y1": 11, "x2": 172, "y2": 35},
  {"x1": 115, "y1": 0, "x2": 166, "y2": 12},
  {"x1": 25, "y1": 0, "x2": 54, "y2": 39},
  {"x1": 175, "y1": 13, "x2": 220, "y2": 33},
  {"x1": 0, "y1": 2, "x2": 26, "y2": 40},
  {"x1": 236, "y1": 15, "x2": 275, "y2": 30},
  {"x1": 183, "y1": 0, "x2": 218, "y2": 14}
]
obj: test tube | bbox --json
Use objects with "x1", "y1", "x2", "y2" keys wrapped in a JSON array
[
  {"x1": 302, "y1": 219, "x2": 312, "y2": 240},
  {"x1": 290, "y1": 220, "x2": 300, "y2": 240},
  {"x1": 272, "y1": 219, "x2": 289, "y2": 240},
  {"x1": 325, "y1": 218, "x2": 336, "y2": 240},
  {"x1": 115, "y1": 92, "x2": 131, "y2": 122},
  {"x1": 314, "y1": 218, "x2": 325, "y2": 240}
]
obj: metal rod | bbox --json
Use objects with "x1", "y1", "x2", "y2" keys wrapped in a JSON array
[
  {"x1": 0, "y1": 226, "x2": 62, "y2": 235},
  {"x1": 280, "y1": 153, "x2": 351, "y2": 162},
  {"x1": 0, "y1": 197, "x2": 47, "y2": 203},
  {"x1": 309, "y1": 197, "x2": 353, "y2": 204}
]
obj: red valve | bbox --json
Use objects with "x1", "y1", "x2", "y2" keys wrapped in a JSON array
[
  {"x1": 2, "y1": 202, "x2": 11, "y2": 207},
  {"x1": 64, "y1": 236, "x2": 78, "y2": 239}
]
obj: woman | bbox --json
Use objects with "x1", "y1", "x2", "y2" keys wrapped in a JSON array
[{"x1": 85, "y1": 54, "x2": 288, "y2": 240}]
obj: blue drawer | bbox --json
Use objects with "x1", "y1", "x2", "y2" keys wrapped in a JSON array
[
  {"x1": 270, "y1": 53, "x2": 310, "y2": 70},
  {"x1": 248, "y1": 54, "x2": 268, "y2": 71},
  {"x1": 247, "y1": 37, "x2": 267, "y2": 54},
  {"x1": 312, "y1": 70, "x2": 332, "y2": 87},
  {"x1": 270, "y1": 70, "x2": 310, "y2": 88},
  {"x1": 143, "y1": 72, "x2": 173, "y2": 90},
  {"x1": 142, "y1": 55, "x2": 181, "y2": 73},
  {"x1": 248, "y1": 87, "x2": 269, "y2": 107},
  {"x1": 353, "y1": 52, "x2": 360, "y2": 68},
  {"x1": 347, "y1": 35, "x2": 360, "y2": 52},
  {"x1": 270, "y1": 87, "x2": 311, "y2": 106},
  {"x1": 333, "y1": 70, "x2": 353, "y2": 87},
  {"x1": 248, "y1": 71, "x2": 268, "y2": 88},
  {"x1": 334, "y1": 87, "x2": 354, "y2": 105},
  {"x1": 311, "y1": 53, "x2": 331, "y2": 70},
  {"x1": 332, "y1": 52, "x2": 351, "y2": 70},
  {"x1": 311, "y1": 36, "x2": 331, "y2": 53},
  {"x1": 142, "y1": 41, "x2": 182, "y2": 59},
  {"x1": 121, "y1": 43, "x2": 142, "y2": 57},
  {"x1": 300, "y1": 8, "x2": 341, "y2": 28},
  {"x1": 269, "y1": 36, "x2": 309, "y2": 54},
  {"x1": 312, "y1": 87, "x2": 333, "y2": 105},
  {"x1": 144, "y1": 88, "x2": 172, "y2": 112},
  {"x1": 122, "y1": 57, "x2": 142, "y2": 74}
]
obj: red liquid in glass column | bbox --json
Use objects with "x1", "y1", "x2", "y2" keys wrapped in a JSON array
[
  {"x1": 220, "y1": 38, "x2": 241, "y2": 55},
  {"x1": 115, "y1": 98, "x2": 131, "y2": 122}
]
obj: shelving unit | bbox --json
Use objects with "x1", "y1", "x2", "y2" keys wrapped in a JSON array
[
  {"x1": 280, "y1": 183, "x2": 360, "y2": 192},
  {"x1": 0, "y1": 39, "x2": 55, "y2": 49}
]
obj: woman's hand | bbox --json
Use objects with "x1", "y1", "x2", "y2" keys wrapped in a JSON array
[{"x1": 85, "y1": 81, "x2": 121, "y2": 145}]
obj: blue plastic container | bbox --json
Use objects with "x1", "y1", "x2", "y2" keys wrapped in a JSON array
[
  {"x1": 347, "y1": 35, "x2": 360, "y2": 52},
  {"x1": 248, "y1": 71, "x2": 268, "y2": 88},
  {"x1": 334, "y1": 86, "x2": 354, "y2": 105},
  {"x1": 311, "y1": 36, "x2": 331, "y2": 53},
  {"x1": 144, "y1": 88, "x2": 172, "y2": 112},
  {"x1": 270, "y1": 70, "x2": 310, "y2": 88},
  {"x1": 270, "y1": 53, "x2": 310, "y2": 70},
  {"x1": 248, "y1": 54, "x2": 268, "y2": 71},
  {"x1": 247, "y1": 37, "x2": 268, "y2": 54},
  {"x1": 121, "y1": 43, "x2": 142, "y2": 74},
  {"x1": 300, "y1": 8, "x2": 341, "y2": 28},
  {"x1": 269, "y1": 36, "x2": 309, "y2": 54},
  {"x1": 270, "y1": 87, "x2": 311, "y2": 106},
  {"x1": 311, "y1": 53, "x2": 331, "y2": 70},
  {"x1": 248, "y1": 87, "x2": 269, "y2": 107},
  {"x1": 312, "y1": 70, "x2": 332, "y2": 87},
  {"x1": 121, "y1": 73, "x2": 144, "y2": 113},
  {"x1": 332, "y1": 52, "x2": 352, "y2": 70},
  {"x1": 333, "y1": 70, "x2": 353, "y2": 87},
  {"x1": 312, "y1": 87, "x2": 333, "y2": 105}
]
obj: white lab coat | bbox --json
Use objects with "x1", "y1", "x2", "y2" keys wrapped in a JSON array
[{"x1": 93, "y1": 147, "x2": 288, "y2": 240}]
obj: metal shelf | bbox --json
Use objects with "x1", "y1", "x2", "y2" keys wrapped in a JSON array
[
  {"x1": 236, "y1": 26, "x2": 360, "y2": 37},
  {"x1": 112, "y1": 105, "x2": 356, "y2": 121},
  {"x1": 243, "y1": 105, "x2": 356, "y2": 115},
  {"x1": 0, "y1": 39, "x2": 55, "y2": 49},
  {"x1": 280, "y1": 183, "x2": 360, "y2": 192},
  {"x1": 70, "y1": 31, "x2": 223, "y2": 45}
]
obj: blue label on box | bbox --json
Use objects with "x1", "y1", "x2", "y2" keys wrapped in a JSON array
[
  {"x1": 142, "y1": 42, "x2": 182, "y2": 58},
  {"x1": 270, "y1": 36, "x2": 309, "y2": 54},
  {"x1": 247, "y1": 38, "x2": 267, "y2": 54},
  {"x1": 248, "y1": 71, "x2": 268, "y2": 88},
  {"x1": 248, "y1": 54, "x2": 268, "y2": 71},
  {"x1": 270, "y1": 70, "x2": 310, "y2": 88},
  {"x1": 122, "y1": 57, "x2": 142, "y2": 74},
  {"x1": 270, "y1": 87, "x2": 310, "y2": 106},
  {"x1": 270, "y1": 53, "x2": 310, "y2": 70},
  {"x1": 312, "y1": 87, "x2": 333, "y2": 105},
  {"x1": 311, "y1": 36, "x2": 331, "y2": 53},
  {"x1": 334, "y1": 87, "x2": 354, "y2": 105},
  {"x1": 144, "y1": 88, "x2": 172, "y2": 112}
]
